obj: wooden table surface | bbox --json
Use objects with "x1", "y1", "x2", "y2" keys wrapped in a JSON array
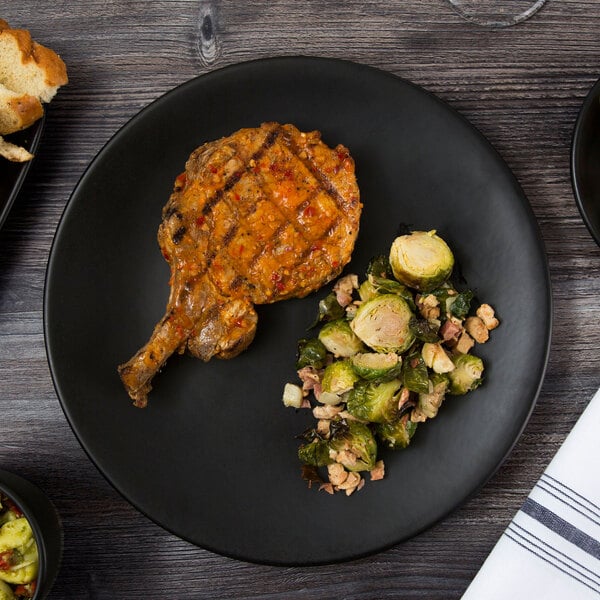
[{"x1": 2, "y1": 1, "x2": 600, "y2": 598}]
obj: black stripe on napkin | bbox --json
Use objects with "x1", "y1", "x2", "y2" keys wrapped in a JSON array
[
  {"x1": 504, "y1": 528, "x2": 600, "y2": 594},
  {"x1": 521, "y1": 497, "x2": 600, "y2": 560},
  {"x1": 509, "y1": 522, "x2": 600, "y2": 588},
  {"x1": 541, "y1": 473, "x2": 600, "y2": 521}
]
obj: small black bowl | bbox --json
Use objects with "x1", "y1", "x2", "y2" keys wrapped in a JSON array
[
  {"x1": 571, "y1": 77, "x2": 600, "y2": 247},
  {"x1": 0, "y1": 470, "x2": 62, "y2": 600}
]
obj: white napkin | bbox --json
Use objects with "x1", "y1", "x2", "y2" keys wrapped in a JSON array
[{"x1": 462, "y1": 387, "x2": 600, "y2": 599}]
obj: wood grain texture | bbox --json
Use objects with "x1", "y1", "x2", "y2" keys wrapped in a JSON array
[{"x1": 1, "y1": 1, "x2": 600, "y2": 597}]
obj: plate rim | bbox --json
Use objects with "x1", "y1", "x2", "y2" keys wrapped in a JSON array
[{"x1": 571, "y1": 75, "x2": 600, "y2": 247}]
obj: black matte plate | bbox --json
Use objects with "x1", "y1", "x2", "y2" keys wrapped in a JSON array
[
  {"x1": 44, "y1": 57, "x2": 551, "y2": 566},
  {"x1": 0, "y1": 116, "x2": 45, "y2": 229},
  {"x1": 572, "y1": 77, "x2": 600, "y2": 246}
]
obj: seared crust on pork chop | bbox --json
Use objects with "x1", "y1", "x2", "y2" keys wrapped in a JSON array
[{"x1": 118, "y1": 122, "x2": 362, "y2": 407}]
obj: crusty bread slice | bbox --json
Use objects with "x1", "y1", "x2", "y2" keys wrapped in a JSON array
[
  {"x1": 0, "y1": 21, "x2": 68, "y2": 103},
  {"x1": 0, "y1": 135, "x2": 34, "y2": 162},
  {"x1": 0, "y1": 82, "x2": 43, "y2": 135}
]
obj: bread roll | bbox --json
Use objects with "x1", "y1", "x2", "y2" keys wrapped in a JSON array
[{"x1": 0, "y1": 20, "x2": 68, "y2": 103}]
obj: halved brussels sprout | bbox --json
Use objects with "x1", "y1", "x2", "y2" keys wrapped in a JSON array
[
  {"x1": 358, "y1": 279, "x2": 379, "y2": 302},
  {"x1": 318, "y1": 319, "x2": 364, "y2": 357},
  {"x1": 296, "y1": 337, "x2": 328, "y2": 369},
  {"x1": 350, "y1": 352, "x2": 402, "y2": 381},
  {"x1": 346, "y1": 378, "x2": 402, "y2": 423},
  {"x1": 350, "y1": 294, "x2": 415, "y2": 353},
  {"x1": 329, "y1": 419, "x2": 378, "y2": 472},
  {"x1": 297, "y1": 419, "x2": 377, "y2": 472},
  {"x1": 376, "y1": 415, "x2": 418, "y2": 449},
  {"x1": 321, "y1": 360, "x2": 360, "y2": 395},
  {"x1": 389, "y1": 230, "x2": 454, "y2": 292},
  {"x1": 297, "y1": 437, "x2": 333, "y2": 468},
  {"x1": 448, "y1": 353, "x2": 484, "y2": 395}
]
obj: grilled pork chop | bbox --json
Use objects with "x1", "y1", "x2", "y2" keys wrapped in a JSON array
[{"x1": 118, "y1": 122, "x2": 362, "y2": 407}]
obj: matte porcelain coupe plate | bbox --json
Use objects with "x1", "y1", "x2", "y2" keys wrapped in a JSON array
[{"x1": 44, "y1": 57, "x2": 551, "y2": 565}]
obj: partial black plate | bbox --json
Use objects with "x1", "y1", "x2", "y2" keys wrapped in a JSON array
[
  {"x1": 44, "y1": 57, "x2": 551, "y2": 566},
  {"x1": 572, "y1": 77, "x2": 600, "y2": 246},
  {"x1": 0, "y1": 116, "x2": 45, "y2": 229}
]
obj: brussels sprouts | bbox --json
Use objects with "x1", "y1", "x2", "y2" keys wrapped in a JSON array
[
  {"x1": 318, "y1": 319, "x2": 364, "y2": 357},
  {"x1": 350, "y1": 352, "x2": 402, "y2": 381},
  {"x1": 296, "y1": 337, "x2": 328, "y2": 369},
  {"x1": 402, "y1": 352, "x2": 430, "y2": 394},
  {"x1": 297, "y1": 419, "x2": 377, "y2": 472},
  {"x1": 389, "y1": 230, "x2": 454, "y2": 292},
  {"x1": 377, "y1": 415, "x2": 418, "y2": 449},
  {"x1": 312, "y1": 292, "x2": 345, "y2": 325},
  {"x1": 448, "y1": 353, "x2": 484, "y2": 395},
  {"x1": 298, "y1": 437, "x2": 333, "y2": 468},
  {"x1": 346, "y1": 378, "x2": 402, "y2": 423},
  {"x1": 409, "y1": 317, "x2": 440, "y2": 343},
  {"x1": 417, "y1": 372, "x2": 449, "y2": 419},
  {"x1": 321, "y1": 360, "x2": 360, "y2": 395},
  {"x1": 366, "y1": 254, "x2": 393, "y2": 279},
  {"x1": 358, "y1": 279, "x2": 379, "y2": 302},
  {"x1": 350, "y1": 295, "x2": 415, "y2": 353},
  {"x1": 329, "y1": 419, "x2": 378, "y2": 472},
  {"x1": 448, "y1": 289, "x2": 474, "y2": 319}
]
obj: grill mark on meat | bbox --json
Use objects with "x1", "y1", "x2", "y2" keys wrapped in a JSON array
[
  {"x1": 229, "y1": 275, "x2": 244, "y2": 291},
  {"x1": 285, "y1": 134, "x2": 350, "y2": 212},
  {"x1": 201, "y1": 126, "x2": 281, "y2": 218},
  {"x1": 172, "y1": 226, "x2": 187, "y2": 244}
]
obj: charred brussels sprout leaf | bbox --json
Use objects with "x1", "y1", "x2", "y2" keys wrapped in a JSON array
[
  {"x1": 389, "y1": 230, "x2": 455, "y2": 292},
  {"x1": 312, "y1": 292, "x2": 345, "y2": 326},
  {"x1": 402, "y1": 352, "x2": 430, "y2": 394},
  {"x1": 298, "y1": 438, "x2": 333, "y2": 468},
  {"x1": 377, "y1": 416, "x2": 418, "y2": 449},
  {"x1": 449, "y1": 289, "x2": 474, "y2": 319},
  {"x1": 448, "y1": 353, "x2": 484, "y2": 395},
  {"x1": 296, "y1": 337, "x2": 328, "y2": 369},
  {"x1": 346, "y1": 378, "x2": 402, "y2": 423},
  {"x1": 350, "y1": 294, "x2": 415, "y2": 354},
  {"x1": 409, "y1": 317, "x2": 440, "y2": 343},
  {"x1": 366, "y1": 254, "x2": 393, "y2": 279},
  {"x1": 318, "y1": 319, "x2": 364, "y2": 357}
]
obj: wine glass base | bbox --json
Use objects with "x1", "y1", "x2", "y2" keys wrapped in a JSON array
[{"x1": 447, "y1": 0, "x2": 547, "y2": 27}]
